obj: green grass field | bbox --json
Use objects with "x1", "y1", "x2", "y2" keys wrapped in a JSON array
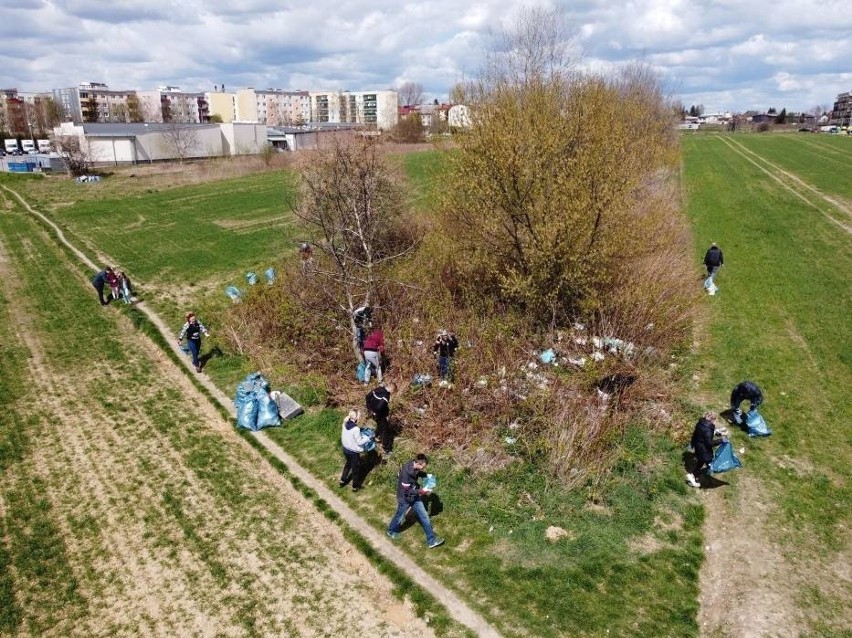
[{"x1": 1, "y1": 133, "x2": 849, "y2": 635}]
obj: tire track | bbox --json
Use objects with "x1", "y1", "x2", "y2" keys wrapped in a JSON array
[{"x1": 718, "y1": 136, "x2": 852, "y2": 233}]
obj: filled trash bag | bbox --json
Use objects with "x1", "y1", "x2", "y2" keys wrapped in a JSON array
[
  {"x1": 264, "y1": 267, "x2": 276, "y2": 284},
  {"x1": 245, "y1": 271, "x2": 259, "y2": 285},
  {"x1": 360, "y1": 427, "x2": 376, "y2": 452},
  {"x1": 356, "y1": 360, "x2": 367, "y2": 382},
  {"x1": 422, "y1": 473, "x2": 437, "y2": 491},
  {"x1": 709, "y1": 441, "x2": 742, "y2": 474},
  {"x1": 255, "y1": 391, "x2": 282, "y2": 428},
  {"x1": 225, "y1": 285, "x2": 243, "y2": 302},
  {"x1": 746, "y1": 408, "x2": 772, "y2": 437},
  {"x1": 704, "y1": 277, "x2": 718, "y2": 295},
  {"x1": 236, "y1": 398, "x2": 259, "y2": 430},
  {"x1": 539, "y1": 348, "x2": 556, "y2": 364}
]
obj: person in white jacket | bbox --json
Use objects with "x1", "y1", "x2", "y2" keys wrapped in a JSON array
[{"x1": 339, "y1": 410, "x2": 370, "y2": 492}]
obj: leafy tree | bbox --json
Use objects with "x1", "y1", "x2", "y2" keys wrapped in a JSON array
[
  {"x1": 285, "y1": 135, "x2": 418, "y2": 360},
  {"x1": 208, "y1": 113, "x2": 224, "y2": 123},
  {"x1": 392, "y1": 112, "x2": 425, "y2": 143},
  {"x1": 442, "y1": 9, "x2": 683, "y2": 331}
]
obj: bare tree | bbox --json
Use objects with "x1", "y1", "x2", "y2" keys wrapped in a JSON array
[
  {"x1": 285, "y1": 135, "x2": 418, "y2": 360},
  {"x1": 53, "y1": 135, "x2": 91, "y2": 176},
  {"x1": 159, "y1": 123, "x2": 201, "y2": 163},
  {"x1": 397, "y1": 81, "x2": 424, "y2": 107}
]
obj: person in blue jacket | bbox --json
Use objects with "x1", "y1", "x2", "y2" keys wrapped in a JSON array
[
  {"x1": 730, "y1": 380, "x2": 763, "y2": 425},
  {"x1": 177, "y1": 312, "x2": 210, "y2": 372},
  {"x1": 91, "y1": 267, "x2": 114, "y2": 305}
]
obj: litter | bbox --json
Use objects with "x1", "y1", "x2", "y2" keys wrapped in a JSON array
[
  {"x1": 264, "y1": 267, "x2": 276, "y2": 284},
  {"x1": 704, "y1": 277, "x2": 718, "y2": 295},
  {"x1": 422, "y1": 474, "x2": 437, "y2": 491},
  {"x1": 539, "y1": 348, "x2": 556, "y2": 364},
  {"x1": 709, "y1": 440, "x2": 742, "y2": 473},
  {"x1": 245, "y1": 271, "x2": 259, "y2": 285},
  {"x1": 746, "y1": 408, "x2": 772, "y2": 437},
  {"x1": 412, "y1": 373, "x2": 432, "y2": 388},
  {"x1": 233, "y1": 372, "x2": 302, "y2": 430},
  {"x1": 225, "y1": 285, "x2": 243, "y2": 303},
  {"x1": 591, "y1": 351, "x2": 605, "y2": 362}
]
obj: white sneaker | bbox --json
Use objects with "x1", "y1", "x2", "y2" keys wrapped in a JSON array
[{"x1": 686, "y1": 473, "x2": 701, "y2": 488}]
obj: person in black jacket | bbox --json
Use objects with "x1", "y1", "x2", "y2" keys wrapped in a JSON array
[
  {"x1": 91, "y1": 267, "x2": 114, "y2": 306},
  {"x1": 366, "y1": 382, "x2": 396, "y2": 455},
  {"x1": 177, "y1": 312, "x2": 210, "y2": 373},
  {"x1": 432, "y1": 329, "x2": 459, "y2": 382},
  {"x1": 386, "y1": 454, "x2": 444, "y2": 548},
  {"x1": 730, "y1": 380, "x2": 763, "y2": 425},
  {"x1": 703, "y1": 243, "x2": 724, "y2": 281},
  {"x1": 687, "y1": 411, "x2": 726, "y2": 487}
]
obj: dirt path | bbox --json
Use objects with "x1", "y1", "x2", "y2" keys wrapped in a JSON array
[{"x1": 1, "y1": 184, "x2": 501, "y2": 637}]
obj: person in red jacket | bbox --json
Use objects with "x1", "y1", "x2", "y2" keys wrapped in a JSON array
[{"x1": 362, "y1": 323, "x2": 385, "y2": 384}]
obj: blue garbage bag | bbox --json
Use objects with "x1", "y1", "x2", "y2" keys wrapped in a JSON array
[
  {"x1": 422, "y1": 474, "x2": 437, "y2": 491},
  {"x1": 746, "y1": 409, "x2": 772, "y2": 437},
  {"x1": 539, "y1": 348, "x2": 556, "y2": 364},
  {"x1": 246, "y1": 272, "x2": 258, "y2": 285},
  {"x1": 255, "y1": 391, "x2": 282, "y2": 429},
  {"x1": 264, "y1": 267, "x2": 276, "y2": 284},
  {"x1": 356, "y1": 360, "x2": 367, "y2": 382},
  {"x1": 236, "y1": 398, "x2": 259, "y2": 430},
  {"x1": 235, "y1": 372, "x2": 272, "y2": 431},
  {"x1": 360, "y1": 427, "x2": 376, "y2": 452},
  {"x1": 709, "y1": 441, "x2": 742, "y2": 474},
  {"x1": 225, "y1": 285, "x2": 243, "y2": 302}
]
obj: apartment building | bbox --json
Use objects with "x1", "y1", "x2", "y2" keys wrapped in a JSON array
[
  {"x1": 136, "y1": 86, "x2": 209, "y2": 123},
  {"x1": 235, "y1": 88, "x2": 311, "y2": 125},
  {"x1": 309, "y1": 90, "x2": 398, "y2": 130},
  {"x1": 830, "y1": 90, "x2": 851, "y2": 126},
  {"x1": 53, "y1": 83, "x2": 141, "y2": 123},
  {"x1": 206, "y1": 90, "x2": 237, "y2": 122}
]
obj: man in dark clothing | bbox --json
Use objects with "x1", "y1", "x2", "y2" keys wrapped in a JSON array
[
  {"x1": 687, "y1": 411, "x2": 726, "y2": 487},
  {"x1": 386, "y1": 454, "x2": 444, "y2": 548},
  {"x1": 432, "y1": 329, "x2": 459, "y2": 382},
  {"x1": 730, "y1": 380, "x2": 763, "y2": 425},
  {"x1": 366, "y1": 382, "x2": 396, "y2": 454},
  {"x1": 91, "y1": 267, "x2": 114, "y2": 305},
  {"x1": 703, "y1": 243, "x2": 724, "y2": 281}
]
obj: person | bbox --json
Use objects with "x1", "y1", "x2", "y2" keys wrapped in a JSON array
[
  {"x1": 91, "y1": 267, "x2": 114, "y2": 306},
  {"x1": 117, "y1": 271, "x2": 134, "y2": 304},
  {"x1": 339, "y1": 410, "x2": 370, "y2": 492},
  {"x1": 686, "y1": 411, "x2": 726, "y2": 487},
  {"x1": 298, "y1": 242, "x2": 313, "y2": 273},
  {"x1": 386, "y1": 453, "x2": 444, "y2": 548},
  {"x1": 177, "y1": 312, "x2": 210, "y2": 373},
  {"x1": 362, "y1": 323, "x2": 385, "y2": 384},
  {"x1": 106, "y1": 268, "x2": 120, "y2": 301},
  {"x1": 353, "y1": 305, "x2": 372, "y2": 353},
  {"x1": 703, "y1": 242, "x2": 724, "y2": 281},
  {"x1": 432, "y1": 329, "x2": 459, "y2": 382},
  {"x1": 366, "y1": 382, "x2": 396, "y2": 455},
  {"x1": 730, "y1": 380, "x2": 763, "y2": 425}
]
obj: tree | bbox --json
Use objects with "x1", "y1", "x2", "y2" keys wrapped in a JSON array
[
  {"x1": 285, "y1": 135, "x2": 418, "y2": 360},
  {"x1": 53, "y1": 135, "x2": 91, "y2": 176},
  {"x1": 392, "y1": 112, "x2": 425, "y2": 143},
  {"x1": 767, "y1": 106, "x2": 777, "y2": 115},
  {"x1": 774, "y1": 107, "x2": 787, "y2": 124},
  {"x1": 442, "y1": 9, "x2": 682, "y2": 330},
  {"x1": 397, "y1": 81, "x2": 424, "y2": 107},
  {"x1": 82, "y1": 96, "x2": 99, "y2": 123},
  {"x1": 159, "y1": 123, "x2": 201, "y2": 162},
  {"x1": 209, "y1": 113, "x2": 223, "y2": 123}
]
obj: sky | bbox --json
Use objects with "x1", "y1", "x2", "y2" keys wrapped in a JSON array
[{"x1": 1, "y1": 0, "x2": 850, "y2": 114}]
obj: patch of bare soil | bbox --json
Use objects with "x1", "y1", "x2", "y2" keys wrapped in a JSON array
[{"x1": 0, "y1": 231, "x2": 433, "y2": 636}]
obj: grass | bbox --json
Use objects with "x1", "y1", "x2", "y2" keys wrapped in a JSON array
[
  {"x1": 4, "y1": 133, "x2": 849, "y2": 634},
  {"x1": 683, "y1": 134, "x2": 851, "y2": 621}
]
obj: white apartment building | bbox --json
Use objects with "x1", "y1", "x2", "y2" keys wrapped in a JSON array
[
  {"x1": 76, "y1": 83, "x2": 141, "y2": 123},
  {"x1": 136, "y1": 86, "x2": 208, "y2": 123},
  {"x1": 309, "y1": 90, "x2": 398, "y2": 130},
  {"x1": 235, "y1": 88, "x2": 311, "y2": 125}
]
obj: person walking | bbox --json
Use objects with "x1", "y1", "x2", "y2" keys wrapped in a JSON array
[
  {"x1": 703, "y1": 242, "x2": 724, "y2": 282},
  {"x1": 686, "y1": 411, "x2": 726, "y2": 487},
  {"x1": 362, "y1": 323, "x2": 385, "y2": 384},
  {"x1": 298, "y1": 242, "x2": 313, "y2": 274},
  {"x1": 366, "y1": 382, "x2": 396, "y2": 455},
  {"x1": 730, "y1": 380, "x2": 763, "y2": 425},
  {"x1": 432, "y1": 329, "x2": 459, "y2": 383},
  {"x1": 177, "y1": 312, "x2": 210, "y2": 373},
  {"x1": 386, "y1": 453, "x2": 444, "y2": 548},
  {"x1": 339, "y1": 410, "x2": 370, "y2": 492},
  {"x1": 91, "y1": 267, "x2": 115, "y2": 306}
]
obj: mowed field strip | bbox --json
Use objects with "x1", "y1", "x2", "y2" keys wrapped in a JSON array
[
  {"x1": 0, "y1": 186, "x2": 466, "y2": 637},
  {"x1": 717, "y1": 135, "x2": 852, "y2": 233}
]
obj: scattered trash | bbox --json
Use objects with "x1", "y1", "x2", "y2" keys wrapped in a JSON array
[
  {"x1": 591, "y1": 351, "x2": 605, "y2": 362},
  {"x1": 504, "y1": 436, "x2": 517, "y2": 445},
  {"x1": 412, "y1": 373, "x2": 432, "y2": 388},
  {"x1": 539, "y1": 348, "x2": 556, "y2": 364},
  {"x1": 476, "y1": 376, "x2": 488, "y2": 388},
  {"x1": 245, "y1": 271, "x2": 259, "y2": 285},
  {"x1": 75, "y1": 174, "x2": 101, "y2": 183},
  {"x1": 438, "y1": 379, "x2": 452, "y2": 388},
  {"x1": 573, "y1": 322, "x2": 586, "y2": 331},
  {"x1": 508, "y1": 420, "x2": 520, "y2": 430},
  {"x1": 264, "y1": 267, "x2": 276, "y2": 284},
  {"x1": 567, "y1": 356, "x2": 586, "y2": 367}
]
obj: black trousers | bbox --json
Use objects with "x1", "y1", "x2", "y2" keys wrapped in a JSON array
[
  {"x1": 340, "y1": 449, "x2": 362, "y2": 488},
  {"x1": 375, "y1": 415, "x2": 395, "y2": 453}
]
